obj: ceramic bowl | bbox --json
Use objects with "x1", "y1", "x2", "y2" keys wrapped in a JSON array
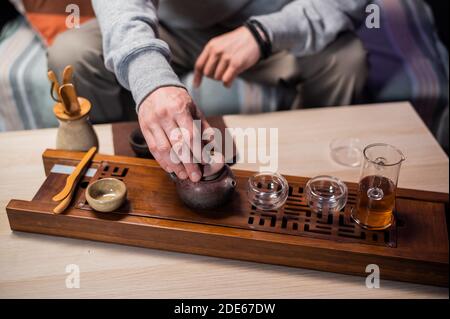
[{"x1": 85, "y1": 178, "x2": 127, "y2": 212}]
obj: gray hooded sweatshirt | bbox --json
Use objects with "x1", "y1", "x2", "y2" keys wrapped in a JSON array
[{"x1": 91, "y1": 0, "x2": 368, "y2": 108}]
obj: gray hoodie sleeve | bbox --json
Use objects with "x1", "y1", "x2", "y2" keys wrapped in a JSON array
[
  {"x1": 252, "y1": 0, "x2": 369, "y2": 57},
  {"x1": 92, "y1": 0, "x2": 185, "y2": 110},
  {"x1": 92, "y1": 0, "x2": 368, "y2": 110}
]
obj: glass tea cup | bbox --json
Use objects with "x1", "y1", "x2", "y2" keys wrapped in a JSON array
[
  {"x1": 247, "y1": 172, "x2": 289, "y2": 211},
  {"x1": 305, "y1": 175, "x2": 348, "y2": 215},
  {"x1": 351, "y1": 143, "x2": 406, "y2": 230}
]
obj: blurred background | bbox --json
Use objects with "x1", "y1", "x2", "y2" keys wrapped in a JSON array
[{"x1": 0, "y1": 0, "x2": 448, "y2": 153}]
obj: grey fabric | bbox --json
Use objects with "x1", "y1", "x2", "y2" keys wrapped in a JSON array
[
  {"x1": 47, "y1": 19, "x2": 368, "y2": 120},
  {"x1": 91, "y1": 0, "x2": 369, "y2": 109},
  {"x1": 241, "y1": 32, "x2": 368, "y2": 108}
]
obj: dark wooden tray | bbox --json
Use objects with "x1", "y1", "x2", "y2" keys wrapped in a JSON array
[{"x1": 6, "y1": 149, "x2": 449, "y2": 286}]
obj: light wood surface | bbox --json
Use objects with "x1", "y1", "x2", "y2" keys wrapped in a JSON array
[
  {"x1": 226, "y1": 102, "x2": 449, "y2": 194},
  {"x1": 0, "y1": 102, "x2": 448, "y2": 298}
]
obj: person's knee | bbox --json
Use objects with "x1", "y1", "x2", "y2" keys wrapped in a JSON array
[
  {"x1": 331, "y1": 34, "x2": 368, "y2": 81},
  {"x1": 47, "y1": 28, "x2": 101, "y2": 79}
]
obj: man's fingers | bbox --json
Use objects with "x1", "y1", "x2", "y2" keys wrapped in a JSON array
[
  {"x1": 203, "y1": 53, "x2": 220, "y2": 78},
  {"x1": 193, "y1": 107, "x2": 217, "y2": 167},
  {"x1": 193, "y1": 105, "x2": 211, "y2": 132},
  {"x1": 193, "y1": 46, "x2": 210, "y2": 88},
  {"x1": 162, "y1": 119, "x2": 202, "y2": 182},
  {"x1": 175, "y1": 109, "x2": 202, "y2": 163},
  {"x1": 150, "y1": 124, "x2": 188, "y2": 179},
  {"x1": 222, "y1": 65, "x2": 238, "y2": 88},
  {"x1": 141, "y1": 129, "x2": 172, "y2": 173},
  {"x1": 214, "y1": 58, "x2": 229, "y2": 80}
]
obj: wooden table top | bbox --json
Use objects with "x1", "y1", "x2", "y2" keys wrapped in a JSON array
[{"x1": 0, "y1": 102, "x2": 448, "y2": 298}]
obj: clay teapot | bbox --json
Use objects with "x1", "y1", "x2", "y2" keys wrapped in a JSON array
[{"x1": 170, "y1": 164, "x2": 236, "y2": 210}]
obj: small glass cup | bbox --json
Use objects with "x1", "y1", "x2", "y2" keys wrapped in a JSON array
[
  {"x1": 351, "y1": 143, "x2": 406, "y2": 230},
  {"x1": 305, "y1": 175, "x2": 348, "y2": 214},
  {"x1": 247, "y1": 172, "x2": 289, "y2": 210},
  {"x1": 330, "y1": 137, "x2": 362, "y2": 167}
]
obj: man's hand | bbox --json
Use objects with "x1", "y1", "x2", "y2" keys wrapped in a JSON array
[
  {"x1": 194, "y1": 26, "x2": 260, "y2": 88},
  {"x1": 138, "y1": 86, "x2": 210, "y2": 182}
]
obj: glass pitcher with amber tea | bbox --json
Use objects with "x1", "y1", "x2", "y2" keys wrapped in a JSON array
[{"x1": 352, "y1": 143, "x2": 405, "y2": 230}]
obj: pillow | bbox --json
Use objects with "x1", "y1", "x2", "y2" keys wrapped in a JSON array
[{"x1": 9, "y1": 0, "x2": 95, "y2": 46}]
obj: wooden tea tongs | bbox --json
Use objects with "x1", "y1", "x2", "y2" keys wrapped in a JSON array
[
  {"x1": 52, "y1": 146, "x2": 97, "y2": 214},
  {"x1": 48, "y1": 65, "x2": 81, "y2": 116}
]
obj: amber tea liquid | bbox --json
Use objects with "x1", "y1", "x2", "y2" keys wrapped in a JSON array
[{"x1": 353, "y1": 175, "x2": 396, "y2": 230}]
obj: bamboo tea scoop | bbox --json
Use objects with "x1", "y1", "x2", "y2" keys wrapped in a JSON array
[
  {"x1": 59, "y1": 83, "x2": 81, "y2": 115},
  {"x1": 59, "y1": 65, "x2": 81, "y2": 114},
  {"x1": 53, "y1": 188, "x2": 76, "y2": 214},
  {"x1": 53, "y1": 146, "x2": 97, "y2": 203},
  {"x1": 53, "y1": 147, "x2": 97, "y2": 214},
  {"x1": 62, "y1": 65, "x2": 74, "y2": 85}
]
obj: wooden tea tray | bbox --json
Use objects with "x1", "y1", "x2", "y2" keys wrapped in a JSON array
[{"x1": 6, "y1": 149, "x2": 449, "y2": 286}]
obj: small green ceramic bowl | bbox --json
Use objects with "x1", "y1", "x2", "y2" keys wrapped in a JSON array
[{"x1": 85, "y1": 178, "x2": 127, "y2": 212}]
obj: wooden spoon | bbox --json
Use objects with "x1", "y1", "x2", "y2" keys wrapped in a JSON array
[
  {"x1": 62, "y1": 65, "x2": 74, "y2": 85},
  {"x1": 59, "y1": 84, "x2": 81, "y2": 115},
  {"x1": 52, "y1": 146, "x2": 97, "y2": 202},
  {"x1": 60, "y1": 65, "x2": 80, "y2": 114},
  {"x1": 53, "y1": 189, "x2": 75, "y2": 214}
]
